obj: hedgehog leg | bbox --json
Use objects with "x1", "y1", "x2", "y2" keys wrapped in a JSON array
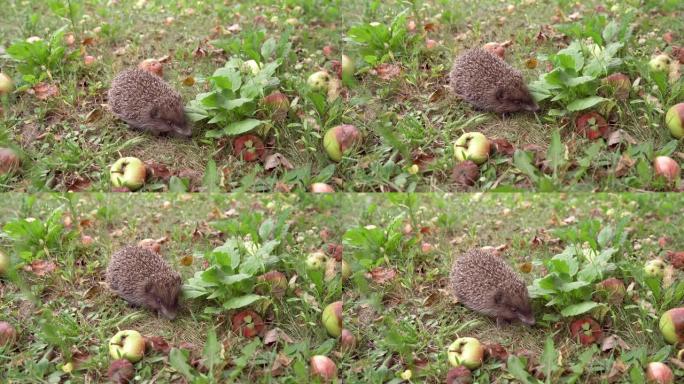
[{"x1": 496, "y1": 317, "x2": 511, "y2": 327}]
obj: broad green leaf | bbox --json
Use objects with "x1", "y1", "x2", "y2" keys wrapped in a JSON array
[
  {"x1": 222, "y1": 294, "x2": 264, "y2": 310},
  {"x1": 222, "y1": 118, "x2": 263, "y2": 136},
  {"x1": 202, "y1": 328, "x2": 220, "y2": 373},
  {"x1": 221, "y1": 273, "x2": 252, "y2": 285},
  {"x1": 560, "y1": 301, "x2": 601, "y2": 317},
  {"x1": 202, "y1": 160, "x2": 220, "y2": 193},
  {"x1": 566, "y1": 96, "x2": 607, "y2": 111},
  {"x1": 169, "y1": 348, "x2": 195, "y2": 379},
  {"x1": 547, "y1": 129, "x2": 564, "y2": 175},
  {"x1": 513, "y1": 150, "x2": 539, "y2": 183},
  {"x1": 540, "y1": 337, "x2": 558, "y2": 383},
  {"x1": 506, "y1": 355, "x2": 540, "y2": 384}
]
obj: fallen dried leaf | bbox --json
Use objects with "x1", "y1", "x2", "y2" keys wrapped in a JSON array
[
  {"x1": 607, "y1": 129, "x2": 637, "y2": 147},
  {"x1": 32, "y1": 83, "x2": 59, "y2": 100},
  {"x1": 180, "y1": 255, "x2": 193, "y2": 266},
  {"x1": 263, "y1": 328, "x2": 294, "y2": 346},
  {"x1": 525, "y1": 58, "x2": 538, "y2": 69},
  {"x1": 374, "y1": 63, "x2": 401, "y2": 80},
  {"x1": 270, "y1": 352, "x2": 293, "y2": 376},
  {"x1": 614, "y1": 154, "x2": 635, "y2": 177},
  {"x1": 601, "y1": 334, "x2": 630, "y2": 352},
  {"x1": 264, "y1": 153, "x2": 294, "y2": 171},
  {"x1": 146, "y1": 162, "x2": 172, "y2": 181},
  {"x1": 182, "y1": 76, "x2": 195, "y2": 86},
  {"x1": 484, "y1": 343, "x2": 509, "y2": 362},
  {"x1": 367, "y1": 267, "x2": 397, "y2": 284},
  {"x1": 492, "y1": 138, "x2": 515, "y2": 156},
  {"x1": 145, "y1": 336, "x2": 171, "y2": 354},
  {"x1": 24, "y1": 260, "x2": 57, "y2": 276}
]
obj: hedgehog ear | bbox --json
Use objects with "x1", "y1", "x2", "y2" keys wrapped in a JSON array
[
  {"x1": 493, "y1": 289, "x2": 504, "y2": 305},
  {"x1": 495, "y1": 87, "x2": 505, "y2": 102}
]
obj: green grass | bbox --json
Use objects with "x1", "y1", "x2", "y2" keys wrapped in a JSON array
[
  {"x1": 2, "y1": 193, "x2": 684, "y2": 382},
  {"x1": 0, "y1": 193, "x2": 347, "y2": 382},
  {"x1": 0, "y1": 0, "x2": 682, "y2": 192}
]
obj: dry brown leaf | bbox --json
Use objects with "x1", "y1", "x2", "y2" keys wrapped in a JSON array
[
  {"x1": 182, "y1": 76, "x2": 195, "y2": 86},
  {"x1": 145, "y1": 336, "x2": 171, "y2": 354},
  {"x1": 600, "y1": 334, "x2": 630, "y2": 352},
  {"x1": 32, "y1": 83, "x2": 59, "y2": 100},
  {"x1": 607, "y1": 129, "x2": 637, "y2": 147},
  {"x1": 367, "y1": 267, "x2": 397, "y2": 284},
  {"x1": 145, "y1": 162, "x2": 172, "y2": 181},
  {"x1": 491, "y1": 138, "x2": 515, "y2": 156},
  {"x1": 518, "y1": 262, "x2": 533, "y2": 274},
  {"x1": 24, "y1": 260, "x2": 57, "y2": 276},
  {"x1": 484, "y1": 343, "x2": 509, "y2": 362},
  {"x1": 374, "y1": 63, "x2": 401, "y2": 80},
  {"x1": 525, "y1": 58, "x2": 538, "y2": 69},
  {"x1": 263, "y1": 328, "x2": 295, "y2": 346},
  {"x1": 270, "y1": 352, "x2": 293, "y2": 376},
  {"x1": 180, "y1": 255, "x2": 193, "y2": 266},
  {"x1": 264, "y1": 153, "x2": 294, "y2": 171},
  {"x1": 614, "y1": 154, "x2": 635, "y2": 177}
]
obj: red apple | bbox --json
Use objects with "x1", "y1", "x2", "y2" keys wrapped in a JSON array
[
  {"x1": 601, "y1": 73, "x2": 631, "y2": 101},
  {"x1": 340, "y1": 329, "x2": 356, "y2": 352},
  {"x1": 659, "y1": 307, "x2": 684, "y2": 344},
  {"x1": 263, "y1": 91, "x2": 289, "y2": 123},
  {"x1": 646, "y1": 362, "x2": 674, "y2": 384},
  {"x1": 256, "y1": 270, "x2": 287, "y2": 298},
  {"x1": 575, "y1": 112, "x2": 609, "y2": 140},
  {"x1": 108, "y1": 359, "x2": 135, "y2": 384},
  {"x1": 232, "y1": 310, "x2": 265, "y2": 338},
  {"x1": 233, "y1": 134, "x2": 265, "y2": 162},
  {"x1": 446, "y1": 366, "x2": 473, "y2": 384},
  {"x1": 0, "y1": 148, "x2": 21, "y2": 175},
  {"x1": 310, "y1": 183, "x2": 335, "y2": 193},
  {"x1": 0, "y1": 321, "x2": 17, "y2": 347},
  {"x1": 482, "y1": 42, "x2": 505, "y2": 59},
  {"x1": 653, "y1": 156, "x2": 680, "y2": 183},
  {"x1": 323, "y1": 124, "x2": 361, "y2": 162},
  {"x1": 310, "y1": 355, "x2": 337, "y2": 381},
  {"x1": 595, "y1": 277, "x2": 626, "y2": 305},
  {"x1": 569, "y1": 317, "x2": 602, "y2": 345},
  {"x1": 138, "y1": 59, "x2": 164, "y2": 77}
]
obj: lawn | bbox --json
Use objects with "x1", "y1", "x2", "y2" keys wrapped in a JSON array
[
  {"x1": 2, "y1": 193, "x2": 684, "y2": 382},
  {"x1": 0, "y1": 193, "x2": 346, "y2": 382},
  {"x1": 0, "y1": 0, "x2": 682, "y2": 192}
]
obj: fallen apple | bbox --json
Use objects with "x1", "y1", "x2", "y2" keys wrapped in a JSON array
[
  {"x1": 310, "y1": 355, "x2": 337, "y2": 381},
  {"x1": 81, "y1": 235, "x2": 94, "y2": 247},
  {"x1": 138, "y1": 59, "x2": 163, "y2": 77},
  {"x1": 453, "y1": 132, "x2": 490, "y2": 165},
  {"x1": 108, "y1": 359, "x2": 135, "y2": 384},
  {"x1": 108, "y1": 330, "x2": 145, "y2": 363},
  {"x1": 569, "y1": 317, "x2": 602, "y2": 345},
  {"x1": 452, "y1": 160, "x2": 479, "y2": 188},
  {"x1": 575, "y1": 112, "x2": 609, "y2": 140},
  {"x1": 232, "y1": 310, "x2": 265, "y2": 338},
  {"x1": 0, "y1": 73, "x2": 14, "y2": 95},
  {"x1": 322, "y1": 301, "x2": 343, "y2": 337},
  {"x1": 650, "y1": 54, "x2": 672, "y2": 73},
  {"x1": 262, "y1": 91, "x2": 289, "y2": 123},
  {"x1": 310, "y1": 182, "x2": 335, "y2": 193},
  {"x1": 601, "y1": 73, "x2": 631, "y2": 101},
  {"x1": 666, "y1": 103, "x2": 684, "y2": 139},
  {"x1": 659, "y1": 307, "x2": 684, "y2": 344},
  {"x1": 482, "y1": 42, "x2": 505, "y2": 59},
  {"x1": 110, "y1": 157, "x2": 147, "y2": 191},
  {"x1": 256, "y1": 270, "x2": 288, "y2": 298},
  {"x1": 341, "y1": 260, "x2": 351, "y2": 281},
  {"x1": 653, "y1": 156, "x2": 681, "y2": 184},
  {"x1": 0, "y1": 250, "x2": 8, "y2": 276},
  {"x1": 401, "y1": 369, "x2": 412, "y2": 380},
  {"x1": 307, "y1": 71, "x2": 331, "y2": 92},
  {"x1": 645, "y1": 259, "x2": 667, "y2": 278},
  {"x1": 446, "y1": 366, "x2": 473, "y2": 384},
  {"x1": 0, "y1": 321, "x2": 17, "y2": 348},
  {"x1": 323, "y1": 124, "x2": 361, "y2": 162},
  {"x1": 447, "y1": 337, "x2": 484, "y2": 369},
  {"x1": 595, "y1": 277, "x2": 626, "y2": 305},
  {"x1": 0, "y1": 147, "x2": 21, "y2": 175},
  {"x1": 645, "y1": 362, "x2": 674, "y2": 384},
  {"x1": 340, "y1": 329, "x2": 356, "y2": 352},
  {"x1": 341, "y1": 54, "x2": 355, "y2": 80},
  {"x1": 306, "y1": 251, "x2": 329, "y2": 270},
  {"x1": 233, "y1": 134, "x2": 265, "y2": 162}
]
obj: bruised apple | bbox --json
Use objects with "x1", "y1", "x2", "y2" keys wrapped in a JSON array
[{"x1": 323, "y1": 124, "x2": 361, "y2": 162}]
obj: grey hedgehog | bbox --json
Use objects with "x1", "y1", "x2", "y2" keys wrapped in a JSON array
[
  {"x1": 108, "y1": 68, "x2": 191, "y2": 137},
  {"x1": 449, "y1": 49, "x2": 539, "y2": 114},
  {"x1": 106, "y1": 245, "x2": 182, "y2": 320},
  {"x1": 449, "y1": 249, "x2": 535, "y2": 325}
]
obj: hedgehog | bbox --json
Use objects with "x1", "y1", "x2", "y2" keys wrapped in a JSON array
[
  {"x1": 449, "y1": 48, "x2": 539, "y2": 114},
  {"x1": 449, "y1": 248, "x2": 535, "y2": 326},
  {"x1": 105, "y1": 245, "x2": 182, "y2": 320},
  {"x1": 108, "y1": 68, "x2": 191, "y2": 137}
]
